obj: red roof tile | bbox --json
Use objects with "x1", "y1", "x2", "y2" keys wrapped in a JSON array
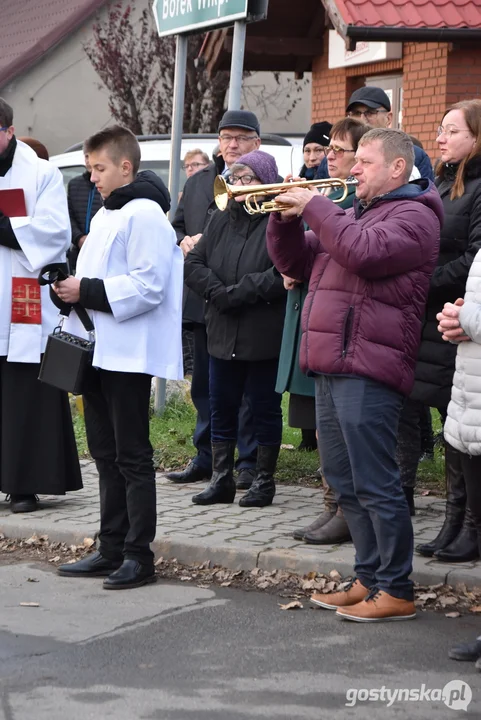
[
  {"x1": 0, "y1": 0, "x2": 107, "y2": 88},
  {"x1": 333, "y1": 0, "x2": 481, "y2": 31}
]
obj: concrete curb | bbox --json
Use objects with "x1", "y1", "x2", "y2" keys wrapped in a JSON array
[{"x1": 2, "y1": 517, "x2": 481, "y2": 590}]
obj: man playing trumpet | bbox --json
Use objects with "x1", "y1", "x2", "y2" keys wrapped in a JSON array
[{"x1": 266, "y1": 128, "x2": 443, "y2": 622}]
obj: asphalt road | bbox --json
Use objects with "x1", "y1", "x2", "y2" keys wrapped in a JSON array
[{"x1": 0, "y1": 562, "x2": 479, "y2": 720}]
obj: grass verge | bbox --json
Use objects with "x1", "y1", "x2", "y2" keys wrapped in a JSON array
[{"x1": 72, "y1": 392, "x2": 444, "y2": 490}]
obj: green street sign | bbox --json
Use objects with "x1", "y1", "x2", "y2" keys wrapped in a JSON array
[{"x1": 153, "y1": 0, "x2": 249, "y2": 37}]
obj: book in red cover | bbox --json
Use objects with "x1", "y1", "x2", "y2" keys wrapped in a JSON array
[{"x1": 0, "y1": 188, "x2": 27, "y2": 218}]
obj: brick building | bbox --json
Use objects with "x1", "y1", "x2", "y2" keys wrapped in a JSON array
[{"x1": 201, "y1": 0, "x2": 481, "y2": 160}]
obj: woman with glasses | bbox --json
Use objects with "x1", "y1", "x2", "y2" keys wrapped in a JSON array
[
  {"x1": 184, "y1": 150, "x2": 286, "y2": 508},
  {"x1": 434, "y1": 101, "x2": 481, "y2": 669},
  {"x1": 281, "y1": 118, "x2": 370, "y2": 545},
  {"x1": 408, "y1": 99, "x2": 481, "y2": 564}
]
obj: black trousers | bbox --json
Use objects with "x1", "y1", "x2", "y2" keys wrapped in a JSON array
[
  {"x1": 209, "y1": 357, "x2": 283, "y2": 446},
  {"x1": 191, "y1": 325, "x2": 257, "y2": 471},
  {"x1": 83, "y1": 369, "x2": 156, "y2": 565}
]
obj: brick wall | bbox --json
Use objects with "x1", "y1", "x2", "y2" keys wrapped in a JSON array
[
  {"x1": 446, "y1": 42, "x2": 481, "y2": 104},
  {"x1": 402, "y1": 42, "x2": 449, "y2": 158},
  {"x1": 312, "y1": 36, "x2": 481, "y2": 163},
  {"x1": 311, "y1": 31, "x2": 403, "y2": 124}
]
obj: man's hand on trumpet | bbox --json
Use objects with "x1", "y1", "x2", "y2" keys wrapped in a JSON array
[{"x1": 278, "y1": 185, "x2": 320, "y2": 219}]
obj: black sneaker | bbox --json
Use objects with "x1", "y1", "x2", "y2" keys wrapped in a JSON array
[{"x1": 449, "y1": 638, "x2": 481, "y2": 662}]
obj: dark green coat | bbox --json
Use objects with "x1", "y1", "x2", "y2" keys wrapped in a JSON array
[{"x1": 275, "y1": 184, "x2": 357, "y2": 396}]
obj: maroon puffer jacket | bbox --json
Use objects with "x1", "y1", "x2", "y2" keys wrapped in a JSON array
[{"x1": 266, "y1": 181, "x2": 444, "y2": 396}]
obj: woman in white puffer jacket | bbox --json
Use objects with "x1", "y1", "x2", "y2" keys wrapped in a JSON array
[{"x1": 439, "y1": 246, "x2": 481, "y2": 670}]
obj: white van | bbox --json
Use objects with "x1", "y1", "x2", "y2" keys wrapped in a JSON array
[{"x1": 49, "y1": 134, "x2": 305, "y2": 190}]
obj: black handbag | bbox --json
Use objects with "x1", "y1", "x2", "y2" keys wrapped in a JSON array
[{"x1": 37, "y1": 264, "x2": 96, "y2": 395}]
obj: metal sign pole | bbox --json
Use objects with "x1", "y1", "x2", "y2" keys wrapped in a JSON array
[
  {"x1": 227, "y1": 20, "x2": 247, "y2": 110},
  {"x1": 154, "y1": 32, "x2": 188, "y2": 415},
  {"x1": 168, "y1": 33, "x2": 188, "y2": 219}
]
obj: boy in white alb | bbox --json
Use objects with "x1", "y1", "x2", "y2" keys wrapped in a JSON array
[{"x1": 56, "y1": 126, "x2": 183, "y2": 589}]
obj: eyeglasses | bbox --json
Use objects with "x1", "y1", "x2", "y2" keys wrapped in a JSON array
[
  {"x1": 229, "y1": 174, "x2": 260, "y2": 185},
  {"x1": 0, "y1": 126, "x2": 8, "y2": 132},
  {"x1": 323, "y1": 145, "x2": 355, "y2": 157},
  {"x1": 347, "y1": 109, "x2": 387, "y2": 120},
  {"x1": 437, "y1": 125, "x2": 471, "y2": 138},
  {"x1": 219, "y1": 134, "x2": 258, "y2": 145},
  {"x1": 183, "y1": 162, "x2": 208, "y2": 171}
]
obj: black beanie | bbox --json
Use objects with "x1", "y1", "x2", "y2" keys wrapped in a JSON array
[{"x1": 303, "y1": 122, "x2": 333, "y2": 149}]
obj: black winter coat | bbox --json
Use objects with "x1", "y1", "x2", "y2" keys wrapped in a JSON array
[
  {"x1": 184, "y1": 200, "x2": 287, "y2": 362},
  {"x1": 172, "y1": 159, "x2": 221, "y2": 325},
  {"x1": 67, "y1": 171, "x2": 103, "y2": 245},
  {"x1": 67, "y1": 171, "x2": 103, "y2": 273},
  {"x1": 411, "y1": 157, "x2": 481, "y2": 407}
]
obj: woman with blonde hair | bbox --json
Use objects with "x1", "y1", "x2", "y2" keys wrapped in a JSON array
[
  {"x1": 415, "y1": 99, "x2": 481, "y2": 563},
  {"x1": 436, "y1": 99, "x2": 481, "y2": 667}
]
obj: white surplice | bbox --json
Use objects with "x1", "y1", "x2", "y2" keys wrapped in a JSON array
[
  {"x1": 0, "y1": 140, "x2": 71, "y2": 362},
  {"x1": 64, "y1": 197, "x2": 184, "y2": 380}
]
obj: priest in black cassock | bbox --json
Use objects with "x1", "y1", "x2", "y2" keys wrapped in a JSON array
[{"x1": 0, "y1": 97, "x2": 82, "y2": 513}]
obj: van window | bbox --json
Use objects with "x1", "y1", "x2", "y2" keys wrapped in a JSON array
[{"x1": 58, "y1": 161, "x2": 187, "y2": 190}]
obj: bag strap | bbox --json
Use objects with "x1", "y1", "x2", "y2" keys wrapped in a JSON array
[
  {"x1": 38, "y1": 263, "x2": 95, "y2": 334},
  {"x1": 85, "y1": 186, "x2": 96, "y2": 234}
]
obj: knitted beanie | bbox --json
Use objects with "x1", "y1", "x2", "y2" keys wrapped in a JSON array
[
  {"x1": 303, "y1": 122, "x2": 333, "y2": 148},
  {"x1": 236, "y1": 150, "x2": 278, "y2": 184}
]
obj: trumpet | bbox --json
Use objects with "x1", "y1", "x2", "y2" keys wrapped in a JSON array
[{"x1": 214, "y1": 175, "x2": 357, "y2": 215}]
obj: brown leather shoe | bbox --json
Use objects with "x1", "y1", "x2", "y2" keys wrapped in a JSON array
[
  {"x1": 310, "y1": 578, "x2": 370, "y2": 610},
  {"x1": 304, "y1": 513, "x2": 351, "y2": 545},
  {"x1": 336, "y1": 589, "x2": 416, "y2": 622},
  {"x1": 292, "y1": 511, "x2": 335, "y2": 541}
]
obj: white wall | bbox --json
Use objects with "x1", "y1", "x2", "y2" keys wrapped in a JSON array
[{"x1": 0, "y1": 2, "x2": 312, "y2": 156}]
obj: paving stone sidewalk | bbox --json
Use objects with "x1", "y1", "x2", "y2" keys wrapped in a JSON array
[{"x1": 1, "y1": 460, "x2": 480, "y2": 588}]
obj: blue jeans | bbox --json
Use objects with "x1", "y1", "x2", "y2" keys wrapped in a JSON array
[
  {"x1": 209, "y1": 357, "x2": 283, "y2": 447},
  {"x1": 191, "y1": 325, "x2": 257, "y2": 472},
  {"x1": 315, "y1": 375, "x2": 414, "y2": 600}
]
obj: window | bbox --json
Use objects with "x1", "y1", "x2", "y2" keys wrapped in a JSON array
[{"x1": 57, "y1": 160, "x2": 187, "y2": 190}]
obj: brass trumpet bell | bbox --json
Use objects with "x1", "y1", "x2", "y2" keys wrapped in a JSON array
[{"x1": 213, "y1": 175, "x2": 356, "y2": 215}]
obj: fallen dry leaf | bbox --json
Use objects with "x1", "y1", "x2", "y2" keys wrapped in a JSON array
[
  {"x1": 329, "y1": 570, "x2": 342, "y2": 582},
  {"x1": 20, "y1": 602, "x2": 39, "y2": 607},
  {"x1": 280, "y1": 444, "x2": 295, "y2": 450},
  {"x1": 445, "y1": 612, "x2": 461, "y2": 618},
  {"x1": 278, "y1": 601, "x2": 303, "y2": 610},
  {"x1": 470, "y1": 605, "x2": 481, "y2": 613},
  {"x1": 417, "y1": 593, "x2": 438, "y2": 602},
  {"x1": 439, "y1": 596, "x2": 458, "y2": 607},
  {"x1": 26, "y1": 578, "x2": 39, "y2": 583},
  {"x1": 220, "y1": 581, "x2": 232, "y2": 587},
  {"x1": 83, "y1": 538, "x2": 95, "y2": 549}
]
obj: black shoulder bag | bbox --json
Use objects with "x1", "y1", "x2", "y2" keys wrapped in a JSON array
[{"x1": 37, "y1": 264, "x2": 96, "y2": 395}]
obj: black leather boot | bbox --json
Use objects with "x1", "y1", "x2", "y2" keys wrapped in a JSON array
[
  {"x1": 416, "y1": 443, "x2": 466, "y2": 557},
  {"x1": 239, "y1": 445, "x2": 279, "y2": 508},
  {"x1": 192, "y1": 441, "x2": 236, "y2": 505},
  {"x1": 166, "y1": 460, "x2": 211, "y2": 484},
  {"x1": 434, "y1": 508, "x2": 479, "y2": 563}
]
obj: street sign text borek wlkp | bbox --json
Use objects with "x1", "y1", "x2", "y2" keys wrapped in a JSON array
[{"x1": 153, "y1": 0, "x2": 248, "y2": 37}]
